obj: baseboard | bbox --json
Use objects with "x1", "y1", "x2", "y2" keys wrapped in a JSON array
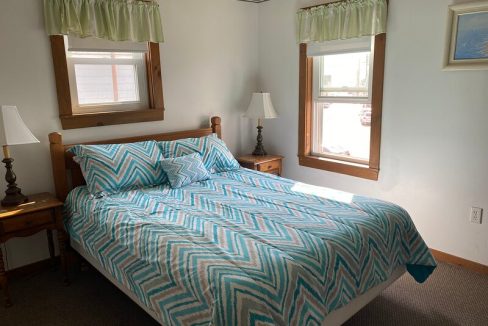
[
  {"x1": 431, "y1": 249, "x2": 488, "y2": 275},
  {"x1": 6, "y1": 257, "x2": 60, "y2": 280}
]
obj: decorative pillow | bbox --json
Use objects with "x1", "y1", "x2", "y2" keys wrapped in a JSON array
[
  {"x1": 69, "y1": 141, "x2": 165, "y2": 197},
  {"x1": 159, "y1": 153, "x2": 211, "y2": 188},
  {"x1": 159, "y1": 134, "x2": 240, "y2": 173}
]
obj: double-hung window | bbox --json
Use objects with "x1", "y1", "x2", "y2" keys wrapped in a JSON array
[
  {"x1": 299, "y1": 34, "x2": 386, "y2": 180},
  {"x1": 311, "y1": 37, "x2": 373, "y2": 164}
]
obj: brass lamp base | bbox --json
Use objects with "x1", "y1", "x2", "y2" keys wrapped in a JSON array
[{"x1": 1, "y1": 157, "x2": 28, "y2": 207}]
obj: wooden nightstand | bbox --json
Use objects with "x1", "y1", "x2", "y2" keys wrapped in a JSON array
[
  {"x1": 237, "y1": 155, "x2": 283, "y2": 176},
  {"x1": 0, "y1": 193, "x2": 67, "y2": 307}
]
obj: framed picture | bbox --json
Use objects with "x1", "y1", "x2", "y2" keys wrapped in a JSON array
[{"x1": 444, "y1": 1, "x2": 488, "y2": 70}]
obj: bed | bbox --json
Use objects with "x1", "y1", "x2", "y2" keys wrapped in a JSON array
[{"x1": 49, "y1": 117, "x2": 436, "y2": 325}]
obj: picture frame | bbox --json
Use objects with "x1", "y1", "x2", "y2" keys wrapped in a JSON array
[{"x1": 444, "y1": 1, "x2": 488, "y2": 70}]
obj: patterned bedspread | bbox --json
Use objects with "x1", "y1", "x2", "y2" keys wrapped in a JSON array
[{"x1": 65, "y1": 168, "x2": 436, "y2": 326}]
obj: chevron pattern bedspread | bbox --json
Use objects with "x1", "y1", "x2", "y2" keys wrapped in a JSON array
[{"x1": 64, "y1": 168, "x2": 436, "y2": 326}]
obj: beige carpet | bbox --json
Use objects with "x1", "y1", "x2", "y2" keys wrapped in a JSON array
[
  {"x1": 1, "y1": 262, "x2": 487, "y2": 325},
  {"x1": 345, "y1": 262, "x2": 488, "y2": 326}
]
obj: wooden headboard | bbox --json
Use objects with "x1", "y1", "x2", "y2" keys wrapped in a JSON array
[{"x1": 49, "y1": 116, "x2": 222, "y2": 202}]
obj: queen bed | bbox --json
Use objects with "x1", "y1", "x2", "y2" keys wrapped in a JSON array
[{"x1": 49, "y1": 117, "x2": 436, "y2": 325}]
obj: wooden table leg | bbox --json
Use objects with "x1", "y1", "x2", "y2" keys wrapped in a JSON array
[
  {"x1": 54, "y1": 208, "x2": 69, "y2": 286},
  {"x1": 0, "y1": 246, "x2": 12, "y2": 307},
  {"x1": 46, "y1": 229, "x2": 56, "y2": 270}
]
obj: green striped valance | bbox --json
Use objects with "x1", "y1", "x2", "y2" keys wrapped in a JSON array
[
  {"x1": 44, "y1": 0, "x2": 164, "y2": 43},
  {"x1": 296, "y1": 0, "x2": 387, "y2": 43}
]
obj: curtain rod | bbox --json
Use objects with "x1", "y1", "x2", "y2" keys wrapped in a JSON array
[
  {"x1": 301, "y1": 0, "x2": 348, "y2": 11},
  {"x1": 300, "y1": 0, "x2": 388, "y2": 11}
]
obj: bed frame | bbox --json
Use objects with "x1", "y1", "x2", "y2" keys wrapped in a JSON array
[{"x1": 48, "y1": 116, "x2": 404, "y2": 325}]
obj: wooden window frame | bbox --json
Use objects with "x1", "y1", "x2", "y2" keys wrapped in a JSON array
[
  {"x1": 298, "y1": 33, "x2": 386, "y2": 181},
  {"x1": 50, "y1": 35, "x2": 164, "y2": 129}
]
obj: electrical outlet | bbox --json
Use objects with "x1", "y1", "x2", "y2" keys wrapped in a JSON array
[{"x1": 470, "y1": 207, "x2": 483, "y2": 224}]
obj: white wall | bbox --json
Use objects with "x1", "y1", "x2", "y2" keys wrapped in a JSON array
[
  {"x1": 257, "y1": 0, "x2": 488, "y2": 265},
  {"x1": 0, "y1": 0, "x2": 259, "y2": 269}
]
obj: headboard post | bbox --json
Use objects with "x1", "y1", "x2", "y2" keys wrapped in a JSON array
[
  {"x1": 211, "y1": 116, "x2": 222, "y2": 139},
  {"x1": 49, "y1": 132, "x2": 69, "y2": 202}
]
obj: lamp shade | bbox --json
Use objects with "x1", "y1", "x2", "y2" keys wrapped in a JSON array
[
  {"x1": 0, "y1": 106, "x2": 39, "y2": 146},
  {"x1": 245, "y1": 93, "x2": 278, "y2": 120}
]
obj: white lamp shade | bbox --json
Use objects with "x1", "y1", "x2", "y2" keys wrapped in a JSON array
[
  {"x1": 245, "y1": 93, "x2": 278, "y2": 120},
  {"x1": 0, "y1": 106, "x2": 39, "y2": 146}
]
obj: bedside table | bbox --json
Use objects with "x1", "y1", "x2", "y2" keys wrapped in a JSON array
[
  {"x1": 237, "y1": 155, "x2": 283, "y2": 176},
  {"x1": 0, "y1": 193, "x2": 67, "y2": 307}
]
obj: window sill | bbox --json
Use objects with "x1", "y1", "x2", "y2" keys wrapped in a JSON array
[
  {"x1": 298, "y1": 155, "x2": 379, "y2": 181},
  {"x1": 60, "y1": 108, "x2": 164, "y2": 129}
]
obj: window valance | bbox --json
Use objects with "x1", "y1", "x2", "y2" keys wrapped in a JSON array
[
  {"x1": 296, "y1": 0, "x2": 387, "y2": 43},
  {"x1": 44, "y1": 0, "x2": 164, "y2": 43}
]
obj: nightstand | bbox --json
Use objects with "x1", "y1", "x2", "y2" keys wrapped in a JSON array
[
  {"x1": 0, "y1": 193, "x2": 67, "y2": 307},
  {"x1": 237, "y1": 155, "x2": 283, "y2": 176}
]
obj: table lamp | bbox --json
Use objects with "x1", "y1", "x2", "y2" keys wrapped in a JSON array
[
  {"x1": 0, "y1": 105, "x2": 39, "y2": 206},
  {"x1": 244, "y1": 93, "x2": 278, "y2": 156}
]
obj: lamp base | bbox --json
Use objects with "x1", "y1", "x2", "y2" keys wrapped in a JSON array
[
  {"x1": 252, "y1": 146, "x2": 267, "y2": 156},
  {"x1": 252, "y1": 125, "x2": 267, "y2": 156},
  {"x1": 1, "y1": 157, "x2": 28, "y2": 207},
  {"x1": 1, "y1": 191, "x2": 27, "y2": 207}
]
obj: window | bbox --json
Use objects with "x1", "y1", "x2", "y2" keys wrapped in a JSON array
[
  {"x1": 312, "y1": 38, "x2": 373, "y2": 164},
  {"x1": 67, "y1": 51, "x2": 148, "y2": 112},
  {"x1": 299, "y1": 34, "x2": 386, "y2": 180},
  {"x1": 50, "y1": 36, "x2": 164, "y2": 129}
]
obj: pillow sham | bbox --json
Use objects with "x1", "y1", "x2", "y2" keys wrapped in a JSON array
[
  {"x1": 69, "y1": 141, "x2": 165, "y2": 197},
  {"x1": 159, "y1": 134, "x2": 240, "y2": 173},
  {"x1": 159, "y1": 153, "x2": 211, "y2": 188}
]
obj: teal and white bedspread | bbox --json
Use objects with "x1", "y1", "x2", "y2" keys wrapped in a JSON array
[{"x1": 64, "y1": 168, "x2": 436, "y2": 326}]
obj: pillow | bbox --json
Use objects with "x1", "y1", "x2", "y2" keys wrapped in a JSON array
[
  {"x1": 159, "y1": 153, "x2": 211, "y2": 188},
  {"x1": 69, "y1": 141, "x2": 165, "y2": 197},
  {"x1": 159, "y1": 134, "x2": 240, "y2": 173}
]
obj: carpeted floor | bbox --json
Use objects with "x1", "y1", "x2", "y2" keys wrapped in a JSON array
[{"x1": 1, "y1": 262, "x2": 487, "y2": 325}]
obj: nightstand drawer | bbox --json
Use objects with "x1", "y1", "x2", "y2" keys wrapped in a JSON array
[
  {"x1": 237, "y1": 155, "x2": 283, "y2": 177},
  {"x1": 2, "y1": 210, "x2": 54, "y2": 233},
  {"x1": 266, "y1": 169, "x2": 280, "y2": 176},
  {"x1": 257, "y1": 160, "x2": 281, "y2": 172}
]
